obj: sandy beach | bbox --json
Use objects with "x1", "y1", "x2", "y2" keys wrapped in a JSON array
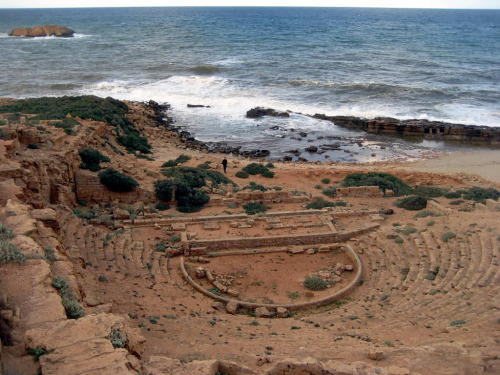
[{"x1": 402, "y1": 149, "x2": 500, "y2": 184}]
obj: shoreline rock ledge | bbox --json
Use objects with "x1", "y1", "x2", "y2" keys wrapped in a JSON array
[{"x1": 10, "y1": 25, "x2": 75, "y2": 37}]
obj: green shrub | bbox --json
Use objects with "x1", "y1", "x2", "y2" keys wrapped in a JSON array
[
  {"x1": 155, "y1": 241, "x2": 167, "y2": 252},
  {"x1": 400, "y1": 226, "x2": 418, "y2": 235},
  {"x1": 155, "y1": 179, "x2": 176, "y2": 201},
  {"x1": 321, "y1": 178, "x2": 331, "y2": 184},
  {"x1": 342, "y1": 172, "x2": 412, "y2": 196},
  {"x1": 414, "y1": 210, "x2": 442, "y2": 218},
  {"x1": 335, "y1": 200, "x2": 347, "y2": 207},
  {"x1": 79, "y1": 148, "x2": 110, "y2": 171},
  {"x1": 303, "y1": 276, "x2": 328, "y2": 291},
  {"x1": 73, "y1": 208, "x2": 97, "y2": 220},
  {"x1": 171, "y1": 235, "x2": 181, "y2": 243},
  {"x1": 243, "y1": 182, "x2": 267, "y2": 191},
  {"x1": 462, "y1": 186, "x2": 500, "y2": 203},
  {"x1": 266, "y1": 162, "x2": 275, "y2": 169},
  {"x1": 306, "y1": 199, "x2": 335, "y2": 210},
  {"x1": 450, "y1": 320, "x2": 466, "y2": 326},
  {"x1": 427, "y1": 220, "x2": 436, "y2": 227},
  {"x1": 43, "y1": 247, "x2": 58, "y2": 264},
  {"x1": 98, "y1": 275, "x2": 108, "y2": 283},
  {"x1": 162, "y1": 154, "x2": 191, "y2": 167},
  {"x1": 413, "y1": 186, "x2": 448, "y2": 198},
  {"x1": 322, "y1": 186, "x2": 337, "y2": 197},
  {"x1": 442, "y1": 231, "x2": 456, "y2": 242},
  {"x1": 176, "y1": 189, "x2": 210, "y2": 213},
  {"x1": 62, "y1": 296, "x2": 85, "y2": 319},
  {"x1": 28, "y1": 348, "x2": 48, "y2": 362},
  {"x1": 394, "y1": 236, "x2": 404, "y2": 244},
  {"x1": 444, "y1": 191, "x2": 463, "y2": 199},
  {"x1": 243, "y1": 202, "x2": 269, "y2": 215},
  {"x1": 27, "y1": 143, "x2": 40, "y2": 149},
  {"x1": 449, "y1": 200, "x2": 464, "y2": 205},
  {"x1": 155, "y1": 202, "x2": 170, "y2": 211},
  {"x1": 109, "y1": 330, "x2": 127, "y2": 348},
  {"x1": 243, "y1": 163, "x2": 269, "y2": 175},
  {"x1": 394, "y1": 196, "x2": 427, "y2": 211},
  {"x1": 163, "y1": 166, "x2": 233, "y2": 187},
  {"x1": 0, "y1": 223, "x2": 14, "y2": 241},
  {"x1": 262, "y1": 170, "x2": 275, "y2": 178},
  {"x1": 99, "y1": 168, "x2": 139, "y2": 192},
  {"x1": 235, "y1": 171, "x2": 249, "y2": 179},
  {"x1": 0, "y1": 241, "x2": 25, "y2": 264}
]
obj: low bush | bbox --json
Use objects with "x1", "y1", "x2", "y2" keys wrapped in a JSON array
[
  {"x1": 243, "y1": 182, "x2": 267, "y2": 191},
  {"x1": 73, "y1": 208, "x2": 98, "y2": 220},
  {"x1": 155, "y1": 179, "x2": 176, "y2": 202},
  {"x1": 243, "y1": 202, "x2": 269, "y2": 215},
  {"x1": 321, "y1": 178, "x2": 331, "y2": 184},
  {"x1": 303, "y1": 276, "x2": 328, "y2": 291},
  {"x1": 413, "y1": 186, "x2": 448, "y2": 198},
  {"x1": 462, "y1": 186, "x2": 500, "y2": 203},
  {"x1": 262, "y1": 170, "x2": 275, "y2": 178},
  {"x1": 444, "y1": 191, "x2": 463, "y2": 199},
  {"x1": 400, "y1": 226, "x2": 418, "y2": 235},
  {"x1": 442, "y1": 231, "x2": 456, "y2": 242},
  {"x1": 155, "y1": 202, "x2": 170, "y2": 211},
  {"x1": 0, "y1": 241, "x2": 25, "y2": 264},
  {"x1": 235, "y1": 171, "x2": 249, "y2": 179},
  {"x1": 52, "y1": 276, "x2": 84, "y2": 319},
  {"x1": 79, "y1": 147, "x2": 110, "y2": 171},
  {"x1": 342, "y1": 172, "x2": 412, "y2": 196},
  {"x1": 0, "y1": 223, "x2": 14, "y2": 241},
  {"x1": 449, "y1": 200, "x2": 464, "y2": 205},
  {"x1": 414, "y1": 210, "x2": 442, "y2": 218},
  {"x1": 394, "y1": 196, "x2": 427, "y2": 211},
  {"x1": 109, "y1": 330, "x2": 127, "y2": 348},
  {"x1": 162, "y1": 154, "x2": 191, "y2": 167},
  {"x1": 322, "y1": 186, "x2": 337, "y2": 197},
  {"x1": 242, "y1": 163, "x2": 269, "y2": 175},
  {"x1": 306, "y1": 199, "x2": 335, "y2": 210},
  {"x1": 176, "y1": 188, "x2": 210, "y2": 213},
  {"x1": 99, "y1": 168, "x2": 139, "y2": 192}
]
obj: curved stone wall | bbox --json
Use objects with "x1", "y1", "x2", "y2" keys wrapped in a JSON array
[{"x1": 179, "y1": 243, "x2": 363, "y2": 312}]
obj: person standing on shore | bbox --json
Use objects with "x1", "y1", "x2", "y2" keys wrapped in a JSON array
[{"x1": 222, "y1": 158, "x2": 228, "y2": 174}]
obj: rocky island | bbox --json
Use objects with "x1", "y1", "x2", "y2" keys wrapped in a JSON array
[{"x1": 9, "y1": 25, "x2": 75, "y2": 38}]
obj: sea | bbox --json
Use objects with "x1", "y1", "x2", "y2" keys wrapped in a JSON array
[{"x1": 0, "y1": 7, "x2": 499, "y2": 162}]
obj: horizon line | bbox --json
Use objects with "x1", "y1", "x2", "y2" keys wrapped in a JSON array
[{"x1": 1, "y1": 5, "x2": 499, "y2": 10}]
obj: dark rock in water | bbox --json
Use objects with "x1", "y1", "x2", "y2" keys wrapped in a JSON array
[
  {"x1": 297, "y1": 157, "x2": 308, "y2": 162},
  {"x1": 239, "y1": 149, "x2": 270, "y2": 158},
  {"x1": 187, "y1": 104, "x2": 210, "y2": 108},
  {"x1": 305, "y1": 145, "x2": 318, "y2": 153},
  {"x1": 282, "y1": 156, "x2": 293, "y2": 162},
  {"x1": 246, "y1": 107, "x2": 290, "y2": 119},
  {"x1": 299, "y1": 132, "x2": 308, "y2": 137},
  {"x1": 285, "y1": 149, "x2": 300, "y2": 156},
  {"x1": 10, "y1": 25, "x2": 75, "y2": 37},
  {"x1": 290, "y1": 136, "x2": 302, "y2": 141}
]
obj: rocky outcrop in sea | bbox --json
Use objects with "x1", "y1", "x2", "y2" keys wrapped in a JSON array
[{"x1": 10, "y1": 25, "x2": 75, "y2": 37}]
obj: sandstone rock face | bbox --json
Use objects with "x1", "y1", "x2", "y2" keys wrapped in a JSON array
[
  {"x1": 10, "y1": 25, "x2": 74, "y2": 37},
  {"x1": 25, "y1": 313, "x2": 144, "y2": 375}
]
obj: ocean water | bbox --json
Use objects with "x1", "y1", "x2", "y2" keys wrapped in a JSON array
[{"x1": 0, "y1": 7, "x2": 499, "y2": 161}]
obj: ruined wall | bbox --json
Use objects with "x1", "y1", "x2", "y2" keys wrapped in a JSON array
[
  {"x1": 187, "y1": 224, "x2": 379, "y2": 252},
  {"x1": 75, "y1": 170, "x2": 155, "y2": 205},
  {"x1": 336, "y1": 186, "x2": 383, "y2": 198}
]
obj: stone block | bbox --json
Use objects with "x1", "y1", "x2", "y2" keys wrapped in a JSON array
[
  {"x1": 255, "y1": 307, "x2": 271, "y2": 318},
  {"x1": 277, "y1": 307, "x2": 289, "y2": 318},
  {"x1": 226, "y1": 301, "x2": 239, "y2": 314}
]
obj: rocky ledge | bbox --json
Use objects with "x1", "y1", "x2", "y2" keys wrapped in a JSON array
[
  {"x1": 10, "y1": 25, "x2": 75, "y2": 38},
  {"x1": 314, "y1": 114, "x2": 500, "y2": 146}
]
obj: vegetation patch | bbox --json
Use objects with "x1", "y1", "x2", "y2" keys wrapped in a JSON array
[
  {"x1": 394, "y1": 196, "x2": 427, "y2": 211},
  {"x1": 462, "y1": 186, "x2": 500, "y2": 204},
  {"x1": 243, "y1": 202, "x2": 269, "y2": 215},
  {"x1": 241, "y1": 162, "x2": 275, "y2": 178},
  {"x1": 0, "y1": 96, "x2": 152, "y2": 155},
  {"x1": 52, "y1": 276, "x2": 84, "y2": 319},
  {"x1": 99, "y1": 168, "x2": 139, "y2": 192},
  {"x1": 79, "y1": 147, "x2": 110, "y2": 171},
  {"x1": 161, "y1": 154, "x2": 191, "y2": 167},
  {"x1": 412, "y1": 186, "x2": 448, "y2": 198},
  {"x1": 235, "y1": 171, "x2": 249, "y2": 179},
  {"x1": 109, "y1": 330, "x2": 127, "y2": 348},
  {"x1": 414, "y1": 210, "x2": 442, "y2": 218},
  {"x1": 306, "y1": 199, "x2": 335, "y2": 210},
  {"x1": 342, "y1": 172, "x2": 412, "y2": 196},
  {"x1": 303, "y1": 276, "x2": 328, "y2": 291},
  {"x1": 322, "y1": 186, "x2": 337, "y2": 197},
  {"x1": 442, "y1": 231, "x2": 456, "y2": 242}
]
